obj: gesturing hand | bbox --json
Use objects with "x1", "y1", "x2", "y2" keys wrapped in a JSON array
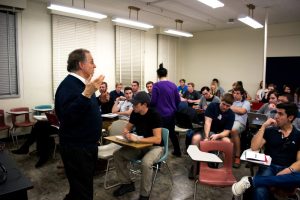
[{"x1": 83, "y1": 74, "x2": 105, "y2": 98}]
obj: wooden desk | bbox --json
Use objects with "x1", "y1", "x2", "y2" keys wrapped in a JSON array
[
  {"x1": 0, "y1": 151, "x2": 33, "y2": 200},
  {"x1": 187, "y1": 145, "x2": 223, "y2": 163},
  {"x1": 104, "y1": 136, "x2": 153, "y2": 149}
]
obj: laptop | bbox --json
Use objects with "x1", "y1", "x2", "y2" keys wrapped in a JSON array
[{"x1": 248, "y1": 112, "x2": 268, "y2": 126}]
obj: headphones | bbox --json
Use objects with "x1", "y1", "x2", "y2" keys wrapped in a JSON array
[{"x1": 0, "y1": 162, "x2": 7, "y2": 184}]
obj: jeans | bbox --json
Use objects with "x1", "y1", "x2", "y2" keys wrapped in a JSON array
[
  {"x1": 253, "y1": 164, "x2": 300, "y2": 200},
  {"x1": 114, "y1": 146, "x2": 163, "y2": 196}
]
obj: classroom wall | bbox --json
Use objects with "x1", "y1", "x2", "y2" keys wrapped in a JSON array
[
  {"x1": 1, "y1": 0, "x2": 300, "y2": 133},
  {"x1": 178, "y1": 21, "x2": 300, "y2": 98}
]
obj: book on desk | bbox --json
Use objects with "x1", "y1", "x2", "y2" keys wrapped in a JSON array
[{"x1": 241, "y1": 149, "x2": 272, "y2": 166}]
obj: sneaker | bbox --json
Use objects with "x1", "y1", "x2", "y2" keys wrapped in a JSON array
[
  {"x1": 233, "y1": 157, "x2": 241, "y2": 168},
  {"x1": 232, "y1": 176, "x2": 251, "y2": 196},
  {"x1": 113, "y1": 182, "x2": 135, "y2": 197}
]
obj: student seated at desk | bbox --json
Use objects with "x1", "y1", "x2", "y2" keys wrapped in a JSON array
[
  {"x1": 232, "y1": 103, "x2": 300, "y2": 199},
  {"x1": 12, "y1": 120, "x2": 58, "y2": 168},
  {"x1": 199, "y1": 86, "x2": 220, "y2": 110},
  {"x1": 113, "y1": 92, "x2": 163, "y2": 200},
  {"x1": 189, "y1": 93, "x2": 235, "y2": 178},
  {"x1": 257, "y1": 91, "x2": 278, "y2": 118},
  {"x1": 112, "y1": 86, "x2": 133, "y2": 120},
  {"x1": 181, "y1": 82, "x2": 201, "y2": 107}
]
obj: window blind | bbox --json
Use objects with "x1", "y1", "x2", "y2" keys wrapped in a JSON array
[
  {"x1": 157, "y1": 34, "x2": 178, "y2": 82},
  {"x1": 0, "y1": 10, "x2": 18, "y2": 98},
  {"x1": 115, "y1": 26, "x2": 145, "y2": 87},
  {"x1": 52, "y1": 15, "x2": 96, "y2": 96}
]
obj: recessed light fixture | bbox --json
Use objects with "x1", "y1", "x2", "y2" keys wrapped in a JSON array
[{"x1": 197, "y1": 0, "x2": 224, "y2": 9}]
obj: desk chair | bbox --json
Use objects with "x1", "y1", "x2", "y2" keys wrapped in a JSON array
[
  {"x1": 0, "y1": 109, "x2": 10, "y2": 136},
  {"x1": 193, "y1": 141, "x2": 236, "y2": 200},
  {"x1": 45, "y1": 112, "x2": 60, "y2": 158},
  {"x1": 33, "y1": 104, "x2": 53, "y2": 115},
  {"x1": 10, "y1": 107, "x2": 35, "y2": 146},
  {"x1": 98, "y1": 120, "x2": 127, "y2": 189},
  {"x1": 130, "y1": 128, "x2": 173, "y2": 198}
]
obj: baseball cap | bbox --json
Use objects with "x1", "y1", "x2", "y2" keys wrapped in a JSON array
[{"x1": 130, "y1": 91, "x2": 150, "y2": 105}]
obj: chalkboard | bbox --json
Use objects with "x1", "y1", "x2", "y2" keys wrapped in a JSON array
[{"x1": 266, "y1": 57, "x2": 300, "y2": 93}]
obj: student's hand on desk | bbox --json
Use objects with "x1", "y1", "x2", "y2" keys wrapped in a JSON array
[
  {"x1": 125, "y1": 133, "x2": 139, "y2": 142},
  {"x1": 83, "y1": 74, "x2": 105, "y2": 98}
]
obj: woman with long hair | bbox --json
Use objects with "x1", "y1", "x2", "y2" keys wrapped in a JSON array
[{"x1": 151, "y1": 63, "x2": 182, "y2": 156}]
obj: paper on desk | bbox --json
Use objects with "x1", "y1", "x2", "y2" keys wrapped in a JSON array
[
  {"x1": 245, "y1": 151, "x2": 266, "y2": 162},
  {"x1": 101, "y1": 113, "x2": 118, "y2": 118},
  {"x1": 241, "y1": 149, "x2": 272, "y2": 166}
]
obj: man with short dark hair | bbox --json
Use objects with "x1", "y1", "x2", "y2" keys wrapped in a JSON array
[
  {"x1": 145, "y1": 81, "x2": 153, "y2": 98},
  {"x1": 232, "y1": 103, "x2": 300, "y2": 199},
  {"x1": 55, "y1": 48, "x2": 105, "y2": 200},
  {"x1": 98, "y1": 82, "x2": 111, "y2": 114},
  {"x1": 113, "y1": 91, "x2": 163, "y2": 200},
  {"x1": 189, "y1": 93, "x2": 235, "y2": 179},
  {"x1": 192, "y1": 93, "x2": 235, "y2": 144},
  {"x1": 132, "y1": 81, "x2": 140, "y2": 96},
  {"x1": 182, "y1": 82, "x2": 201, "y2": 107},
  {"x1": 112, "y1": 86, "x2": 133, "y2": 120},
  {"x1": 199, "y1": 86, "x2": 220, "y2": 110}
]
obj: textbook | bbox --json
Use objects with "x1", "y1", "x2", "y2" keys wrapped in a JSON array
[{"x1": 245, "y1": 151, "x2": 267, "y2": 162}]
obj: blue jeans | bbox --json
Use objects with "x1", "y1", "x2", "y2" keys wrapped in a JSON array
[{"x1": 253, "y1": 164, "x2": 300, "y2": 200}]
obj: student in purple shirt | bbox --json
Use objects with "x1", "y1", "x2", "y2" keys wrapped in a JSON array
[{"x1": 151, "y1": 63, "x2": 181, "y2": 156}]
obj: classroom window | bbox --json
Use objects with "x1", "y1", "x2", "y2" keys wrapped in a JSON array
[
  {"x1": 115, "y1": 26, "x2": 145, "y2": 87},
  {"x1": 0, "y1": 10, "x2": 19, "y2": 98},
  {"x1": 52, "y1": 15, "x2": 96, "y2": 96}
]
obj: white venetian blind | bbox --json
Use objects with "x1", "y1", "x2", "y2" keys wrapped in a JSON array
[
  {"x1": 157, "y1": 34, "x2": 178, "y2": 82},
  {"x1": 52, "y1": 15, "x2": 96, "y2": 96},
  {"x1": 0, "y1": 10, "x2": 18, "y2": 98},
  {"x1": 115, "y1": 26, "x2": 145, "y2": 87}
]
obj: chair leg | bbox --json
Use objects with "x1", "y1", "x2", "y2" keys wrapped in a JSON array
[
  {"x1": 164, "y1": 161, "x2": 173, "y2": 185},
  {"x1": 149, "y1": 164, "x2": 159, "y2": 198},
  {"x1": 194, "y1": 179, "x2": 198, "y2": 200},
  {"x1": 104, "y1": 158, "x2": 120, "y2": 189},
  {"x1": 53, "y1": 143, "x2": 57, "y2": 159}
]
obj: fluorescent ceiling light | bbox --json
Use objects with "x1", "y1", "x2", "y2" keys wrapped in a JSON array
[
  {"x1": 197, "y1": 0, "x2": 224, "y2": 8},
  {"x1": 112, "y1": 18, "x2": 154, "y2": 30},
  {"x1": 164, "y1": 29, "x2": 193, "y2": 37},
  {"x1": 238, "y1": 16, "x2": 263, "y2": 29},
  {"x1": 47, "y1": 3, "x2": 107, "y2": 22}
]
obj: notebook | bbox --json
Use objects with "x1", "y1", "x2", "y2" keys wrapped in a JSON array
[{"x1": 248, "y1": 112, "x2": 268, "y2": 126}]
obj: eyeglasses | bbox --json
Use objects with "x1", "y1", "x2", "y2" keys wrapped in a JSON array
[{"x1": 202, "y1": 92, "x2": 209, "y2": 95}]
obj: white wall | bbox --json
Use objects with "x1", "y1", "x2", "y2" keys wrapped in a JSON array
[
  {"x1": 1, "y1": 0, "x2": 299, "y2": 134},
  {"x1": 178, "y1": 22, "x2": 300, "y2": 98},
  {"x1": 0, "y1": 0, "x2": 158, "y2": 130}
]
